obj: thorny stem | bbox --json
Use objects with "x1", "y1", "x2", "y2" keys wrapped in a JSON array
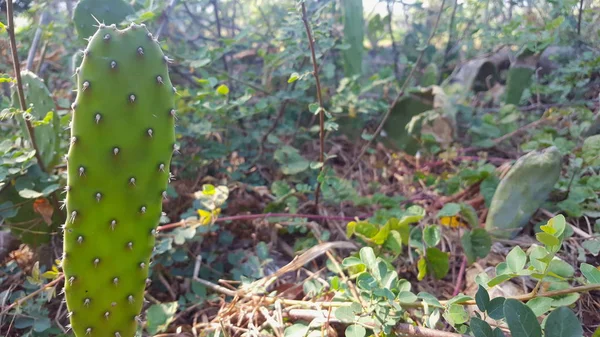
[
  {"x1": 6, "y1": 0, "x2": 47, "y2": 173},
  {"x1": 343, "y1": 0, "x2": 448, "y2": 179},
  {"x1": 300, "y1": 2, "x2": 326, "y2": 209}
]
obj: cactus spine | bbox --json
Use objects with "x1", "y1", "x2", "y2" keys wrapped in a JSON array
[
  {"x1": 73, "y1": 0, "x2": 135, "y2": 39},
  {"x1": 63, "y1": 23, "x2": 176, "y2": 337}
]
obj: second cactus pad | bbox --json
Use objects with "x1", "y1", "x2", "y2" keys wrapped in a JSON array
[{"x1": 63, "y1": 23, "x2": 176, "y2": 337}]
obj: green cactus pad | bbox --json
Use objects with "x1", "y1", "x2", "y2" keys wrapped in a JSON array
[
  {"x1": 63, "y1": 23, "x2": 176, "y2": 337},
  {"x1": 503, "y1": 65, "x2": 534, "y2": 105},
  {"x1": 485, "y1": 146, "x2": 562, "y2": 239},
  {"x1": 420, "y1": 63, "x2": 439, "y2": 87},
  {"x1": 12, "y1": 70, "x2": 61, "y2": 169},
  {"x1": 73, "y1": 0, "x2": 134, "y2": 39}
]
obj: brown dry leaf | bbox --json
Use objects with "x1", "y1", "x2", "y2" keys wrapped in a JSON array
[{"x1": 33, "y1": 198, "x2": 54, "y2": 225}]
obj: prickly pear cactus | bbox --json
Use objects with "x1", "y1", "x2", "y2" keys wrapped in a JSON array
[
  {"x1": 341, "y1": 0, "x2": 364, "y2": 77},
  {"x1": 420, "y1": 63, "x2": 439, "y2": 87},
  {"x1": 63, "y1": 23, "x2": 176, "y2": 337},
  {"x1": 485, "y1": 146, "x2": 562, "y2": 239},
  {"x1": 12, "y1": 70, "x2": 61, "y2": 169},
  {"x1": 73, "y1": 0, "x2": 134, "y2": 39},
  {"x1": 503, "y1": 66, "x2": 534, "y2": 105}
]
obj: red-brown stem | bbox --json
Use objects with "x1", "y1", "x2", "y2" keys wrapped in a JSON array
[
  {"x1": 301, "y1": 2, "x2": 326, "y2": 209},
  {"x1": 157, "y1": 213, "x2": 369, "y2": 232},
  {"x1": 452, "y1": 255, "x2": 467, "y2": 296},
  {"x1": 6, "y1": 0, "x2": 46, "y2": 173}
]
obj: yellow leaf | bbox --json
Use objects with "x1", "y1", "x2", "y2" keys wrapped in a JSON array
[
  {"x1": 197, "y1": 209, "x2": 212, "y2": 225},
  {"x1": 216, "y1": 84, "x2": 229, "y2": 95},
  {"x1": 42, "y1": 270, "x2": 59, "y2": 279},
  {"x1": 440, "y1": 216, "x2": 467, "y2": 228}
]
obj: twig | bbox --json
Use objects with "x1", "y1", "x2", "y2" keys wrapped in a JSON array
[
  {"x1": 208, "y1": 66, "x2": 270, "y2": 94},
  {"x1": 252, "y1": 58, "x2": 307, "y2": 165},
  {"x1": 156, "y1": 213, "x2": 369, "y2": 232},
  {"x1": 0, "y1": 275, "x2": 64, "y2": 316},
  {"x1": 490, "y1": 117, "x2": 546, "y2": 146},
  {"x1": 452, "y1": 255, "x2": 467, "y2": 296},
  {"x1": 343, "y1": 0, "x2": 447, "y2": 178},
  {"x1": 155, "y1": 0, "x2": 178, "y2": 39},
  {"x1": 439, "y1": 0, "x2": 458, "y2": 84},
  {"x1": 211, "y1": 0, "x2": 230, "y2": 88},
  {"x1": 387, "y1": 1, "x2": 401, "y2": 82},
  {"x1": 26, "y1": 11, "x2": 49, "y2": 71},
  {"x1": 300, "y1": 2, "x2": 326, "y2": 208},
  {"x1": 577, "y1": 0, "x2": 584, "y2": 35},
  {"x1": 6, "y1": 0, "x2": 47, "y2": 173},
  {"x1": 34, "y1": 40, "x2": 49, "y2": 75}
]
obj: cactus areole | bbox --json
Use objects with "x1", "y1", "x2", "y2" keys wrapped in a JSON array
[{"x1": 63, "y1": 23, "x2": 176, "y2": 337}]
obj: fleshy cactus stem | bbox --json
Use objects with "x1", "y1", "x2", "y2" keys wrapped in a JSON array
[{"x1": 62, "y1": 23, "x2": 176, "y2": 337}]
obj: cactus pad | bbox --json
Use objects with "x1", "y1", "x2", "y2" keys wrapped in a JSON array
[
  {"x1": 63, "y1": 23, "x2": 176, "y2": 337},
  {"x1": 12, "y1": 70, "x2": 61, "y2": 169},
  {"x1": 485, "y1": 146, "x2": 562, "y2": 239},
  {"x1": 73, "y1": 0, "x2": 134, "y2": 39}
]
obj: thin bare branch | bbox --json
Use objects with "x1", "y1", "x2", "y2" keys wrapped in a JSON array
[
  {"x1": 6, "y1": 0, "x2": 47, "y2": 173},
  {"x1": 300, "y1": 2, "x2": 326, "y2": 208}
]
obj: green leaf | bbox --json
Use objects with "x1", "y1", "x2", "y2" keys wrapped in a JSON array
[
  {"x1": 146, "y1": 302, "x2": 178, "y2": 334},
  {"x1": 470, "y1": 317, "x2": 494, "y2": 337},
  {"x1": 359, "y1": 247, "x2": 377, "y2": 272},
  {"x1": 417, "y1": 256, "x2": 427, "y2": 280},
  {"x1": 334, "y1": 303, "x2": 361, "y2": 323},
  {"x1": 581, "y1": 263, "x2": 600, "y2": 284},
  {"x1": 444, "y1": 304, "x2": 469, "y2": 325},
  {"x1": 274, "y1": 146, "x2": 310, "y2": 175},
  {"x1": 398, "y1": 291, "x2": 417, "y2": 304},
  {"x1": 18, "y1": 188, "x2": 43, "y2": 199},
  {"x1": 288, "y1": 72, "x2": 300, "y2": 83},
  {"x1": 487, "y1": 297, "x2": 506, "y2": 320},
  {"x1": 345, "y1": 325, "x2": 366, "y2": 337},
  {"x1": 384, "y1": 230, "x2": 403, "y2": 255},
  {"x1": 545, "y1": 307, "x2": 583, "y2": 337},
  {"x1": 425, "y1": 247, "x2": 449, "y2": 280},
  {"x1": 582, "y1": 135, "x2": 600, "y2": 166},
  {"x1": 370, "y1": 222, "x2": 390, "y2": 245},
  {"x1": 284, "y1": 323, "x2": 309, "y2": 337},
  {"x1": 437, "y1": 203, "x2": 461, "y2": 218},
  {"x1": 342, "y1": 257, "x2": 363, "y2": 268},
  {"x1": 536, "y1": 232, "x2": 559, "y2": 247},
  {"x1": 494, "y1": 328, "x2": 507, "y2": 337},
  {"x1": 475, "y1": 285, "x2": 490, "y2": 312},
  {"x1": 504, "y1": 299, "x2": 542, "y2": 337},
  {"x1": 460, "y1": 203, "x2": 480, "y2": 228},
  {"x1": 33, "y1": 317, "x2": 51, "y2": 332},
  {"x1": 423, "y1": 225, "x2": 441, "y2": 247},
  {"x1": 481, "y1": 175, "x2": 500, "y2": 207},
  {"x1": 506, "y1": 246, "x2": 527, "y2": 273},
  {"x1": 462, "y1": 228, "x2": 492, "y2": 264},
  {"x1": 487, "y1": 274, "x2": 514, "y2": 287},
  {"x1": 525, "y1": 297, "x2": 553, "y2": 317},
  {"x1": 216, "y1": 84, "x2": 229, "y2": 95},
  {"x1": 173, "y1": 227, "x2": 196, "y2": 245},
  {"x1": 582, "y1": 238, "x2": 600, "y2": 256}
]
